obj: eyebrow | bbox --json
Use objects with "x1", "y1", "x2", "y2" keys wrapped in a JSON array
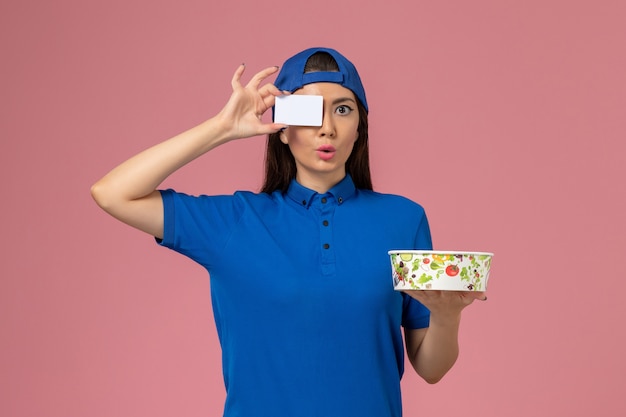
[{"x1": 331, "y1": 97, "x2": 357, "y2": 106}]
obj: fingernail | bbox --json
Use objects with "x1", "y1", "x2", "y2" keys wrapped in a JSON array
[{"x1": 481, "y1": 296, "x2": 488, "y2": 301}]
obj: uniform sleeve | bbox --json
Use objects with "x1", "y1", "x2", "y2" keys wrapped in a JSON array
[
  {"x1": 401, "y1": 207, "x2": 432, "y2": 329},
  {"x1": 156, "y1": 189, "x2": 246, "y2": 269}
]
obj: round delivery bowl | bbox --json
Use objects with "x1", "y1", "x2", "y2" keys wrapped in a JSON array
[{"x1": 388, "y1": 250, "x2": 493, "y2": 291}]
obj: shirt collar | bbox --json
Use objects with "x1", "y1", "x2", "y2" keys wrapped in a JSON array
[{"x1": 286, "y1": 174, "x2": 357, "y2": 208}]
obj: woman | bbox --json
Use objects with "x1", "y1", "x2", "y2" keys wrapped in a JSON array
[{"x1": 91, "y1": 47, "x2": 485, "y2": 417}]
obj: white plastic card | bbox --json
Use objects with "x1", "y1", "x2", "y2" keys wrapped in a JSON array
[{"x1": 274, "y1": 95, "x2": 323, "y2": 126}]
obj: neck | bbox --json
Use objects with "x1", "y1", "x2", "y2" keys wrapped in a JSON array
[{"x1": 296, "y1": 171, "x2": 345, "y2": 194}]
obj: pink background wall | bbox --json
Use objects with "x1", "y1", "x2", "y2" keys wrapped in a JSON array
[{"x1": 2, "y1": 0, "x2": 625, "y2": 416}]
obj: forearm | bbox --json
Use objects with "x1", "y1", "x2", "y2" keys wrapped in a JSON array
[
  {"x1": 410, "y1": 313, "x2": 461, "y2": 384},
  {"x1": 91, "y1": 64, "x2": 284, "y2": 237},
  {"x1": 91, "y1": 117, "x2": 230, "y2": 205}
]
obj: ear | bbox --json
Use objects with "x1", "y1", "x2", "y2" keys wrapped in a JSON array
[{"x1": 279, "y1": 130, "x2": 289, "y2": 144}]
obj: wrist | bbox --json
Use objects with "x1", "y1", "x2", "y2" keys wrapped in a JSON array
[
  {"x1": 196, "y1": 117, "x2": 236, "y2": 148},
  {"x1": 428, "y1": 311, "x2": 462, "y2": 328}
]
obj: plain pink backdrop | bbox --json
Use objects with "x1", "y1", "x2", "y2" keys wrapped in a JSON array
[{"x1": 2, "y1": 0, "x2": 625, "y2": 416}]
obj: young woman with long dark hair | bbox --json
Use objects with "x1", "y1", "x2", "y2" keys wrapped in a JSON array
[{"x1": 91, "y1": 47, "x2": 485, "y2": 417}]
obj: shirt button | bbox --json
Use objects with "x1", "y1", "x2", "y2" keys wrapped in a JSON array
[
  {"x1": 338, "y1": 197, "x2": 343, "y2": 204},
  {"x1": 302, "y1": 200, "x2": 307, "y2": 205},
  {"x1": 323, "y1": 243, "x2": 330, "y2": 249},
  {"x1": 321, "y1": 197, "x2": 327, "y2": 204},
  {"x1": 322, "y1": 220, "x2": 329, "y2": 226}
]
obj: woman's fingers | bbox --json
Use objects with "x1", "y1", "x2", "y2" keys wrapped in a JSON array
[
  {"x1": 230, "y1": 64, "x2": 285, "y2": 109},
  {"x1": 231, "y1": 63, "x2": 247, "y2": 90},
  {"x1": 260, "y1": 82, "x2": 283, "y2": 97},
  {"x1": 231, "y1": 63, "x2": 278, "y2": 90},
  {"x1": 473, "y1": 291, "x2": 488, "y2": 301},
  {"x1": 259, "y1": 83, "x2": 288, "y2": 109},
  {"x1": 245, "y1": 65, "x2": 281, "y2": 89},
  {"x1": 404, "y1": 290, "x2": 488, "y2": 310},
  {"x1": 224, "y1": 63, "x2": 290, "y2": 138},
  {"x1": 256, "y1": 122, "x2": 288, "y2": 135}
]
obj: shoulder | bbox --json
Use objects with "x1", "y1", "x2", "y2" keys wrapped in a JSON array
[{"x1": 355, "y1": 189, "x2": 427, "y2": 216}]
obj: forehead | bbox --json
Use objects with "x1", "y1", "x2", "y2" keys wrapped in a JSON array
[{"x1": 293, "y1": 82, "x2": 356, "y2": 101}]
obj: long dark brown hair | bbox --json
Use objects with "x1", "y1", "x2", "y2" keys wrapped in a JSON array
[{"x1": 261, "y1": 52, "x2": 372, "y2": 194}]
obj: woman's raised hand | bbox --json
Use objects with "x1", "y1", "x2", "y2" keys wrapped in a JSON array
[{"x1": 215, "y1": 64, "x2": 288, "y2": 141}]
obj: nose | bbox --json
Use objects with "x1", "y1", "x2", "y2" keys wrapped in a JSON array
[{"x1": 319, "y1": 109, "x2": 336, "y2": 137}]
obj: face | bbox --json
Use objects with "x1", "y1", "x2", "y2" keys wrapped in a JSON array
[{"x1": 279, "y1": 82, "x2": 360, "y2": 192}]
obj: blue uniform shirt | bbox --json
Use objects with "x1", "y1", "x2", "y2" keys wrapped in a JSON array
[{"x1": 158, "y1": 175, "x2": 432, "y2": 417}]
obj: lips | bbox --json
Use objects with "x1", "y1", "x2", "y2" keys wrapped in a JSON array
[{"x1": 316, "y1": 145, "x2": 336, "y2": 161}]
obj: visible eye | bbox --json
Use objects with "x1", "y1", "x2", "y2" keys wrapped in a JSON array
[{"x1": 335, "y1": 105, "x2": 353, "y2": 115}]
